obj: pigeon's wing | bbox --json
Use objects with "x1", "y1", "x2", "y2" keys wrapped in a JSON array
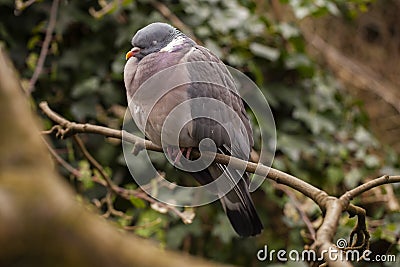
[
  {"x1": 179, "y1": 45, "x2": 263, "y2": 237},
  {"x1": 179, "y1": 45, "x2": 253, "y2": 159}
]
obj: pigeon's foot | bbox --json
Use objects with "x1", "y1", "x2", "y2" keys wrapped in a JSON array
[{"x1": 166, "y1": 146, "x2": 193, "y2": 166}]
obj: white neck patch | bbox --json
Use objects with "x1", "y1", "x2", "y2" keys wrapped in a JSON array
[{"x1": 160, "y1": 36, "x2": 185, "y2": 52}]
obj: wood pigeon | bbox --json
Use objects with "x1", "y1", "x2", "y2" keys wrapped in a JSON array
[{"x1": 124, "y1": 22, "x2": 263, "y2": 237}]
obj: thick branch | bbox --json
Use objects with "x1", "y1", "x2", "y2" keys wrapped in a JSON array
[{"x1": 314, "y1": 198, "x2": 353, "y2": 267}]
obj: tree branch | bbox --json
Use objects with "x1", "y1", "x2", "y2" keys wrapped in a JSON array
[
  {"x1": 14, "y1": 0, "x2": 38, "y2": 14},
  {"x1": 27, "y1": 0, "x2": 60, "y2": 94},
  {"x1": 341, "y1": 175, "x2": 400, "y2": 201},
  {"x1": 73, "y1": 134, "x2": 119, "y2": 192},
  {"x1": 275, "y1": 184, "x2": 316, "y2": 241}
]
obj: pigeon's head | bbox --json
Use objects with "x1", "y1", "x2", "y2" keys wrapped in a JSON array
[{"x1": 126, "y1": 22, "x2": 192, "y2": 61}]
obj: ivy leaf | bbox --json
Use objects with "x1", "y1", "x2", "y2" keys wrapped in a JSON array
[
  {"x1": 276, "y1": 22, "x2": 300, "y2": 39},
  {"x1": 293, "y1": 108, "x2": 335, "y2": 134},
  {"x1": 344, "y1": 168, "x2": 362, "y2": 189},
  {"x1": 77, "y1": 160, "x2": 94, "y2": 189},
  {"x1": 327, "y1": 166, "x2": 344, "y2": 186},
  {"x1": 134, "y1": 209, "x2": 166, "y2": 242},
  {"x1": 71, "y1": 77, "x2": 100, "y2": 98},
  {"x1": 364, "y1": 154, "x2": 380, "y2": 168},
  {"x1": 129, "y1": 196, "x2": 146, "y2": 209},
  {"x1": 166, "y1": 219, "x2": 202, "y2": 249},
  {"x1": 249, "y1": 42, "x2": 280, "y2": 61},
  {"x1": 212, "y1": 213, "x2": 236, "y2": 243}
]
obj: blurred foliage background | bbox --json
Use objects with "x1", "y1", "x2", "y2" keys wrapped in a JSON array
[{"x1": 1, "y1": 0, "x2": 399, "y2": 266}]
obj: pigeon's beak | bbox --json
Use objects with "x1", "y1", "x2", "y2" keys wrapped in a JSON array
[{"x1": 126, "y1": 47, "x2": 141, "y2": 60}]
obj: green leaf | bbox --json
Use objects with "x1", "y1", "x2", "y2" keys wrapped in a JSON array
[
  {"x1": 327, "y1": 166, "x2": 344, "y2": 185},
  {"x1": 166, "y1": 219, "x2": 202, "y2": 249},
  {"x1": 134, "y1": 210, "x2": 166, "y2": 241},
  {"x1": 27, "y1": 35, "x2": 41, "y2": 49},
  {"x1": 364, "y1": 154, "x2": 380, "y2": 168},
  {"x1": 129, "y1": 196, "x2": 146, "y2": 209},
  {"x1": 276, "y1": 22, "x2": 300, "y2": 39},
  {"x1": 344, "y1": 168, "x2": 362, "y2": 189},
  {"x1": 249, "y1": 42, "x2": 280, "y2": 61},
  {"x1": 293, "y1": 108, "x2": 335, "y2": 134},
  {"x1": 277, "y1": 133, "x2": 312, "y2": 162},
  {"x1": 354, "y1": 126, "x2": 378, "y2": 147},
  {"x1": 77, "y1": 160, "x2": 94, "y2": 189},
  {"x1": 70, "y1": 97, "x2": 98, "y2": 121},
  {"x1": 211, "y1": 213, "x2": 237, "y2": 243},
  {"x1": 26, "y1": 53, "x2": 38, "y2": 71},
  {"x1": 71, "y1": 77, "x2": 100, "y2": 98},
  {"x1": 285, "y1": 53, "x2": 311, "y2": 69}
]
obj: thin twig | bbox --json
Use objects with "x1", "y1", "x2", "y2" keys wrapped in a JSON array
[
  {"x1": 14, "y1": 0, "x2": 38, "y2": 14},
  {"x1": 124, "y1": 217, "x2": 162, "y2": 231},
  {"x1": 73, "y1": 134, "x2": 177, "y2": 222},
  {"x1": 342, "y1": 175, "x2": 400, "y2": 201},
  {"x1": 275, "y1": 184, "x2": 316, "y2": 241},
  {"x1": 103, "y1": 191, "x2": 132, "y2": 219},
  {"x1": 73, "y1": 135, "x2": 120, "y2": 193},
  {"x1": 89, "y1": 0, "x2": 122, "y2": 19},
  {"x1": 27, "y1": 0, "x2": 60, "y2": 94},
  {"x1": 43, "y1": 137, "x2": 82, "y2": 178}
]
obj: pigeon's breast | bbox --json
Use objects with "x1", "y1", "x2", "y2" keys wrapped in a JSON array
[{"x1": 127, "y1": 48, "x2": 197, "y2": 147}]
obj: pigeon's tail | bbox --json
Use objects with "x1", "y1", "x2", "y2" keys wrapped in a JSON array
[
  {"x1": 191, "y1": 161, "x2": 263, "y2": 237},
  {"x1": 188, "y1": 141, "x2": 263, "y2": 237},
  {"x1": 219, "y1": 172, "x2": 263, "y2": 237}
]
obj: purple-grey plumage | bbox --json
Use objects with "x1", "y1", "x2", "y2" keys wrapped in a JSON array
[{"x1": 124, "y1": 22, "x2": 263, "y2": 237}]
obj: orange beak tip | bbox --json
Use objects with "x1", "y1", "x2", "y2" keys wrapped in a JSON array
[
  {"x1": 125, "y1": 51, "x2": 134, "y2": 60},
  {"x1": 125, "y1": 47, "x2": 141, "y2": 60}
]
